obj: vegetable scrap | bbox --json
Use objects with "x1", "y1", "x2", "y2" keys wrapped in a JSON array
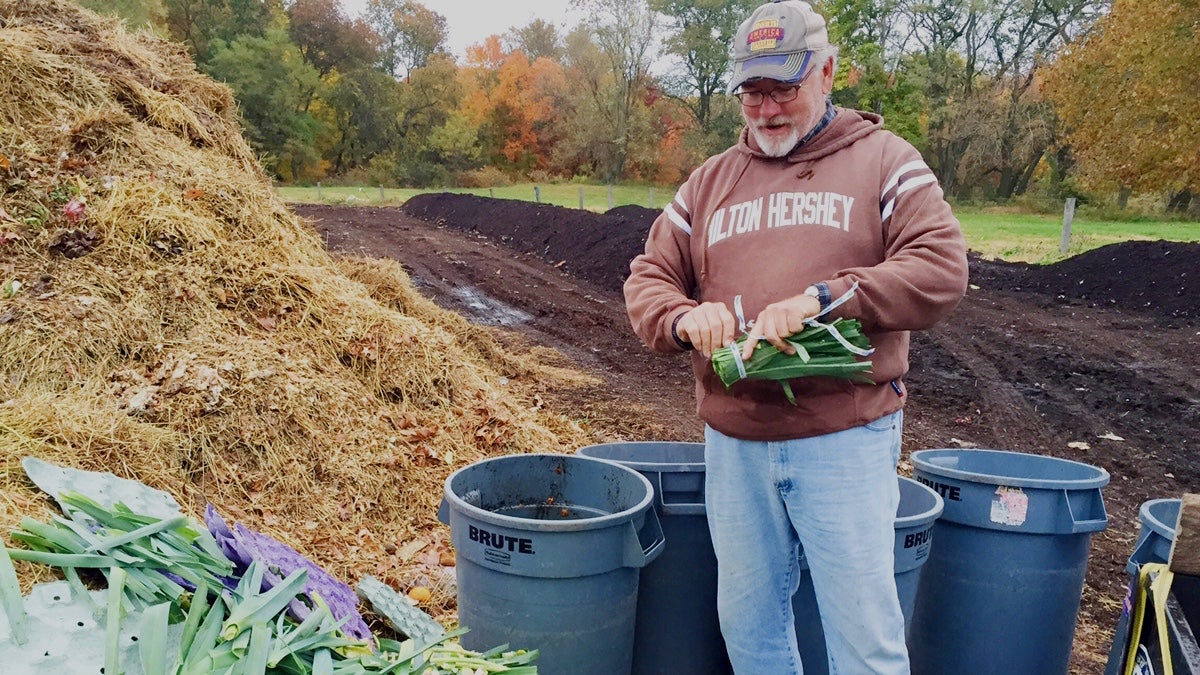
[{"x1": 0, "y1": 462, "x2": 539, "y2": 673}]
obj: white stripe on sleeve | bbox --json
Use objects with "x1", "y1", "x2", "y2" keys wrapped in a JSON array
[
  {"x1": 673, "y1": 188, "x2": 689, "y2": 214},
  {"x1": 881, "y1": 174, "x2": 939, "y2": 222},
  {"x1": 665, "y1": 203, "x2": 692, "y2": 235},
  {"x1": 882, "y1": 160, "x2": 930, "y2": 196}
]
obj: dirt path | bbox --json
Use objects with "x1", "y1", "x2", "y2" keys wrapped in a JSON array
[{"x1": 295, "y1": 201, "x2": 1199, "y2": 672}]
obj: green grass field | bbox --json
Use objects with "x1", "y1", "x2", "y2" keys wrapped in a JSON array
[
  {"x1": 277, "y1": 183, "x2": 673, "y2": 212},
  {"x1": 278, "y1": 184, "x2": 1199, "y2": 263}
]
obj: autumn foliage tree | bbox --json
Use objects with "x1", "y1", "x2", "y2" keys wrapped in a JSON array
[
  {"x1": 460, "y1": 37, "x2": 568, "y2": 174},
  {"x1": 1044, "y1": 0, "x2": 1200, "y2": 197}
]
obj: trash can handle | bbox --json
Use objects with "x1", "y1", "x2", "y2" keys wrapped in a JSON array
[
  {"x1": 1065, "y1": 489, "x2": 1107, "y2": 534},
  {"x1": 657, "y1": 473, "x2": 706, "y2": 515},
  {"x1": 1128, "y1": 533, "x2": 1156, "y2": 571},
  {"x1": 437, "y1": 497, "x2": 449, "y2": 525},
  {"x1": 624, "y1": 506, "x2": 666, "y2": 568}
]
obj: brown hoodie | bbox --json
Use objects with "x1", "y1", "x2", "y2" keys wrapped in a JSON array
[{"x1": 624, "y1": 107, "x2": 968, "y2": 441}]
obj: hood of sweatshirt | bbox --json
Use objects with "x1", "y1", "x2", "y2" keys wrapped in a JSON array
[{"x1": 737, "y1": 106, "x2": 883, "y2": 164}]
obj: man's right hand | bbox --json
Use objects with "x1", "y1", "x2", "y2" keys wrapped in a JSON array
[{"x1": 675, "y1": 302, "x2": 737, "y2": 358}]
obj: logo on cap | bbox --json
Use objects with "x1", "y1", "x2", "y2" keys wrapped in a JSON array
[{"x1": 747, "y1": 20, "x2": 784, "y2": 52}]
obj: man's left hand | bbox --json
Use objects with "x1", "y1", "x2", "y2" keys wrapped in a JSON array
[{"x1": 742, "y1": 294, "x2": 822, "y2": 361}]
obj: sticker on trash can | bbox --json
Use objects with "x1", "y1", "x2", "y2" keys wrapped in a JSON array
[{"x1": 990, "y1": 486, "x2": 1029, "y2": 526}]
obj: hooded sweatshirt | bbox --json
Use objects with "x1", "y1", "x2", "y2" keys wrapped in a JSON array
[{"x1": 624, "y1": 107, "x2": 969, "y2": 441}]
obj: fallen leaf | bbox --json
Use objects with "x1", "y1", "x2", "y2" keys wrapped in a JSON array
[
  {"x1": 183, "y1": 188, "x2": 206, "y2": 200},
  {"x1": 1068, "y1": 441, "x2": 1091, "y2": 450},
  {"x1": 255, "y1": 315, "x2": 277, "y2": 330},
  {"x1": 0, "y1": 153, "x2": 9, "y2": 170},
  {"x1": 1097, "y1": 432, "x2": 1125, "y2": 441},
  {"x1": 400, "y1": 425, "x2": 439, "y2": 442},
  {"x1": 949, "y1": 437, "x2": 977, "y2": 448},
  {"x1": 63, "y1": 198, "x2": 86, "y2": 223},
  {"x1": 418, "y1": 548, "x2": 442, "y2": 568},
  {"x1": 396, "y1": 539, "x2": 427, "y2": 562}
]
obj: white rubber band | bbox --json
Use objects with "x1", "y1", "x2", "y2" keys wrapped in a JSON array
[
  {"x1": 728, "y1": 342, "x2": 748, "y2": 380},
  {"x1": 804, "y1": 281, "x2": 875, "y2": 356}
]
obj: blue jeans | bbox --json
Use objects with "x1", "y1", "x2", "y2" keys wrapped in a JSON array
[{"x1": 705, "y1": 411, "x2": 909, "y2": 674}]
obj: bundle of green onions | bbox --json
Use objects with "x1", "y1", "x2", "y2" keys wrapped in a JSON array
[{"x1": 711, "y1": 318, "x2": 874, "y2": 404}]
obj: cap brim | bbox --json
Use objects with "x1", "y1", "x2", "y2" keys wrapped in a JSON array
[{"x1": 729, "y1": 51, "x2": 813, "y2": 93}]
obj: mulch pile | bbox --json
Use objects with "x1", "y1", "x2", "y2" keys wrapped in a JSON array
[
  {"x1": 0, "y1": 0, "x2": 591, "y2": 608},
  {"x1": 402, "y1": 193, "x2": 1199, "y2": 322}
]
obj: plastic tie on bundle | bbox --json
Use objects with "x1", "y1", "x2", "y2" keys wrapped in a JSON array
[
  {"x1": 803, "y1": 282, "x2": 874, "y2": 357},
  {"x1": 728, "y1": 294, "x2": 752, "y2": 380},
  {"x1": 728, "y1": 337, "x2": 749, "y2": 380}
]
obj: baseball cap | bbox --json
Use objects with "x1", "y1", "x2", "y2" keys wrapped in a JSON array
[{"x1": 729, "y1": 0, "x2": 830, "y2": 93}]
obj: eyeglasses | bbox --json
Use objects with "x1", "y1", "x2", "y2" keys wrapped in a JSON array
[
  {"x1": 733, "y1": 66, "x2": 816, "y2": 107},
  {"x1": 734, "y1": 85, "x2": 801, "y2": 106}
]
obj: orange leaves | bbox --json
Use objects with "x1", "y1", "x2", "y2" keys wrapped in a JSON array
[
  {"x1": 1042, "y1": 0, "x2": 1200, "y2": 191},
  {"x1": 458, "y1": 46, "x2": 566, "y2": 171},
  {"x1": 464, "y1": 35, "x2": 505, "y2": 70}
]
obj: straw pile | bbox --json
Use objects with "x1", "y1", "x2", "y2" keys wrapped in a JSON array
[{"x1": 0, "y1": 0, "x2": 596, "y2": 612}]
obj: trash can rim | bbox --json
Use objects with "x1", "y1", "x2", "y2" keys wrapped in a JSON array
[
  {"x1": 896, "y1": 475, "x2": 944, "y2": 528},
  {"x1": 1140, "y1": 497, "x2": 1180, "y2": 539},
  {"x1": 443, "y1": 453, "x2": 656, "y2": 532},
  {"x1": 576, "y1": 441, "x2": 707, "y2": 473},
  {"x1": 910, "y1": 448, "x2": 1110, "y2": 490}
]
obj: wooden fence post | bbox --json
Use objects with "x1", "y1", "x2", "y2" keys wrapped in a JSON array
[
  {"x1": 578, "y1": 187, "x2": 584, "y2": 210},
  {"x1": 379, "y1": 186, "x2": 385, "y2": 202},
  {"x1": 534, "y1": 186, "x2": 541, "y2": 203},
  {"x1": 1060, "y1": 197, "x2": 1076, "y2": 254},
  {"x1": 316, "y1": 182, "x2": 322, "y2": 200}
]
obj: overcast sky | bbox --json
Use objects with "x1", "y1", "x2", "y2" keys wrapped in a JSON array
[{"x1": 340, "y1": 1, "x2": 586, "y2": 60}]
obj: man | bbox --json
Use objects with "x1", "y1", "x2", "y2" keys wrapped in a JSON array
[{"x1": 623, "y1": 1, "x2": 969, "y2": 672}]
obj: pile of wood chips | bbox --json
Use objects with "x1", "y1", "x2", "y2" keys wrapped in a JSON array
[{"x1": 0, "y1": 0, "x2": 597, "y2": 624}]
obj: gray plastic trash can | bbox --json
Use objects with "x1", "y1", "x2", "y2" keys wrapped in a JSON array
[
  {"x1": 576, "y1": 442, "x2": 732, "y2": 675},
  {"x1": 1103, "y1": 497, "x2": 1182, "y2": 675},
  {"x1": 1126, "y1": 498, "x2": 1180, "y2": 575},
  {"x1": 578, "y1": 443, "x2": 944, "y2": 675},
  {"x1": 439, "y1": 453, "x2": 665, "y2": 675},
  {"x1": 792, "y1": 475, "x2": 944, "y2": 675},
  {"x1": 907, "y1": 448, "x2": 1109, "y2": 675}
]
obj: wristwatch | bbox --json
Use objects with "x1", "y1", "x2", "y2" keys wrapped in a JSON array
[{"x1": 804, "y1": 282, "x2": 832, "y2": 311}]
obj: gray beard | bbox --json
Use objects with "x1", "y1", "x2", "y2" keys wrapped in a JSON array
[{"x1": 749, "y1": 123, "x2": 802, "y2": 158}]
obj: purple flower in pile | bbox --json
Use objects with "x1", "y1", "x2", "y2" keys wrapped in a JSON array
[{"x1": 204, "y1": 505, "x2": 372, "y2": 641}]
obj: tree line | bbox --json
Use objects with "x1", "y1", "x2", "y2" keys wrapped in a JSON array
[{"x1": 82, "y1": 0, "x2": 1199, "y2": 212}]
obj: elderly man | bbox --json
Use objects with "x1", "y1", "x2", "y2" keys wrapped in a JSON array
[{"x1": 624, "y1": 1, "x2": 969, "y2": 672}]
